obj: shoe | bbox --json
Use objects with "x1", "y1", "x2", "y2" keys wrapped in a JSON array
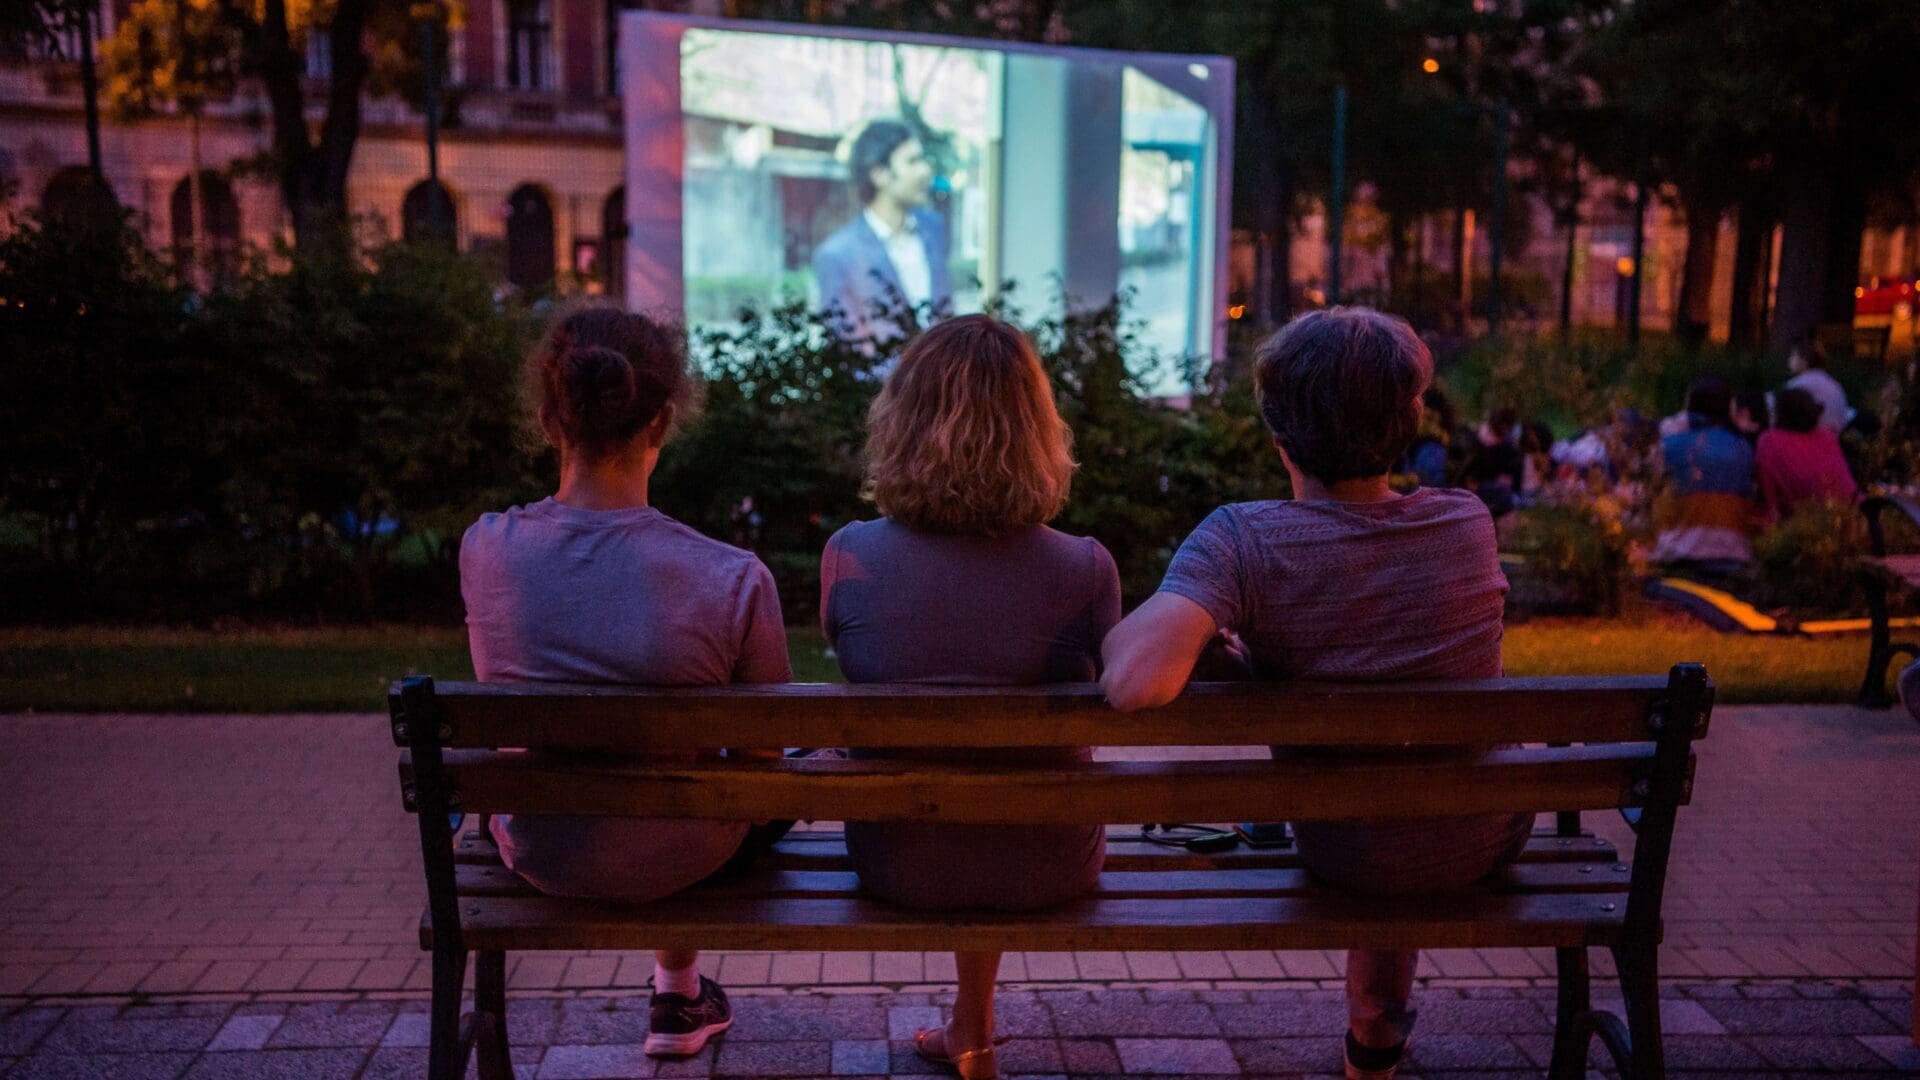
[
  {"x1": 645, "y1": 975, "x2": 732, "y2": 1057},
  {"x1": 913, "y1": 1026, "x2": 1004, "y2": 1080},
  {"x1": 1343, "y1": 1030, "x2": 1406, "y2": 1079}
]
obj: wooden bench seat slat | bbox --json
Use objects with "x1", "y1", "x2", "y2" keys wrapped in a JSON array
[
  {"x1": 454, "y1": 857, "x2": 1635, "y2": 901},
  {"x1": 452, "y1": 830, "x2": 1621, "y2": 869},
  {"x1": 436, "y1": 890, "x2": 1630, "y2": 953},
  {"x1": 403, "y1": 676, "x2": 1680, "y2": 750},
  {"x1": 413, "y1": 745, "x2": 1680, "y2": 824}
]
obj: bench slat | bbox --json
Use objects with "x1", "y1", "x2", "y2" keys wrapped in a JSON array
[
  {"x1": 402, "y1": 676, "x2": 1681, "y2": 750},
  {"x1": 437, "y1": 890, "x2": 1629, "y2": 952},
  {"x1": 453, "y1": 857, "x2": 1633, "y2": 900},
  {"x1": 411, "y1": 745, "x2": 1678, "y2": 824}
]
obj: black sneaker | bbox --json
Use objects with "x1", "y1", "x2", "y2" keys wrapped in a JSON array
[
  {"x1": 646, "y1": 975, "x2": 733, "y2": 1057},
  {"x1": 1343, "y1": 1030, "x2": 1406, "y2": 1079}
]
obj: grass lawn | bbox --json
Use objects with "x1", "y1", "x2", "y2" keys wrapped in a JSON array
[{"x1": 0, "y1": 612, "x2": 1879, "y2": 712}]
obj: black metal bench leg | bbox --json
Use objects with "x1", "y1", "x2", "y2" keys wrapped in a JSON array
[
  {"x1": 1613, "y1": 942, "x2": 1665, "y2": 1080},
  {"x1": 427, "y1": 944, "x2": 469, "y2": 1080},
  {"x1": 1859, "y1": 571, "x2": 1898, "y2": 708},
  {"x1": 474, "y1": 950, "x2": 513, "y2": 1080},
  {"x1": 1548, "y1": 946, "x2": 1592, "y2": 1080}
]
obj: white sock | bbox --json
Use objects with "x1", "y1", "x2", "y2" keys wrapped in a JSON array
[{"x1": 653, "y1": 961, "x2": 701, "y2": 997}]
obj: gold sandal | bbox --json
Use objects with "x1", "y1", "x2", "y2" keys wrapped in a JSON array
[{"x1": 912, "y1": 1027, "x2": 1004, "y2": 1080}]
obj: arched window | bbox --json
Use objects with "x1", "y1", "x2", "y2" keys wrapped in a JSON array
[
  {"x1": 41, "y1": 165, "x2": 116, "y2": 227},
  {"x1": 170, "y1": 171, "x2": 241, "y2": 286},
  {"x1": 602, "y1": 186, "x2": 626, "y2": 299},
  {"x1": 402, "y1": 179, "x2": 458, "y2": 248},
  {"x1": 505, "y1": 183, "x2": 554, "y2": 290}
]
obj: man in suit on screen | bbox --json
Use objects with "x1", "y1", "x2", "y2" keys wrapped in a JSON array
[{"x1": 812, "y1": 119, "x2": 952, "y2": 343}]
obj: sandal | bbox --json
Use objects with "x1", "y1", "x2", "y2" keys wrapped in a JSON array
[{"x1": 912, "y1": 1027, "x2": 1005, "y2": 1080}]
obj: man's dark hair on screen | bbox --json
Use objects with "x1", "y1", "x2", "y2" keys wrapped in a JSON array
[{"x1": 849, "y1": 119, "x2": 917, "y2": 205}]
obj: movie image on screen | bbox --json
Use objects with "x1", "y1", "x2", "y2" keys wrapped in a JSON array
[{"x1": 621, "y1": 13, "x2": 1234, "y2": 383}]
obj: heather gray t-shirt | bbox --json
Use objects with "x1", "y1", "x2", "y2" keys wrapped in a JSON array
[
  {"x1": 1160, "y1": 488, "x2": 1527, "y2": 892},
  {"x1": 461, "y1": 497, "x2": 791, "y2": 902},
  {"x1": 821, "y1": 519, "x2": 1120, "y2": 910}
]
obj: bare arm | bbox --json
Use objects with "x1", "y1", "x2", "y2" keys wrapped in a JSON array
[{"x1": 1099, "y1": 591, "x2": 1220, "y2": 712}]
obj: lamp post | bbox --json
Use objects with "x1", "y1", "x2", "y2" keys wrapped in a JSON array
[{"x1": 1328, "y1": 83, "x2": 1348, "y2": 306}]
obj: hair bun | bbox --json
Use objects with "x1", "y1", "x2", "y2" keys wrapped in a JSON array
[{"x1": 560, "y1": 344, "x2": 638, "y2": 440}]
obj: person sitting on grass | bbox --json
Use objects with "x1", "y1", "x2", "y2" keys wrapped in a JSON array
[
  {"x1": 1755, "y1": 386, "x2": 1859, "y2": 523},
  {"x1": 460, "y1": 307, "x2": 791, "y2": 1058},
  {"x1": 1098, "y1": 306, "x2": 1526, "y2": 1080},
  {"x1": 821, "y1": 314, "x2": 1120, "y2": 1080},
  {"x1": 1649, "y1": 375, "x2": 1756, "y2": 576}
]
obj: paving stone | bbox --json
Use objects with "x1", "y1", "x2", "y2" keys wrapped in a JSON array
[
  {"x1": 4, "y1": 1052, "x2": 195, "y2": 1079},
  {"x1": 537, "y1": 1043, "x2": 656, "y2": 1079},
  {"x1": 1228, "y1": 1036, "x2": 1340, "y2": 1072},
  {"x1": 1053, "y1": 1037, "x2": 1119, "y2": 1073},
  {"x1": 181, "y1": 1047, "x2": 371, "y2": 1079},
  {"x1": 39, "y1": 1015, "x2": 224, "y2": 1054},
  {"x1": 378, "y1": 1012, "x2": 429, "y2": 1048},
  {"x1": 831, "y1": 1038, "x2": 889, "y2": 1075},
  {"x1": 711, "y1": 1037, "x2": 830, "y2": 1076},
  {"x1": 888, "y1": 1005, "x2": 945, "y2": 1041},
  {"x1": 203, "y1": 1014, "x2": 282, "y2": 1051},
  {"x1": 0, "y1": 1007, "x2": 62, "y2": 1055},
  {"x1": 727, "y1": 1002, "x2": 884, "y2": 1041},
  {"x1": 1051, "y1": 1000, "x2": 1220, "y2": 1037},
  {"x1": 1401, "y1": 1034, "x2": 1533, "y2": 1069},
  {"x1": 994, "y1": 1037, "x2": 1065, "y2": 1073},
  {"x1": 1210, "y1": 999, "x2": 1348, "y2": 1037},
  {"x1": 1415, "y1": 997, "x2": 1554, "y2": 1034},
  {"x1": 1745, "y1": 1034, "x2": 1904, "y2": 1069},
  {"x1": 264, "y1": 1001, "x2": 395, "y2": 1048},
  {"x1": 1114, "y1": 1037, "x2": 1240, "y2": 1074},
  {"x1": 551, "y1": 1004, "x2": 648, "y2": 1045},
  {"x1": 1857, "y1": 1035, "x2": 1920, "y2": 1068},
  {"x1": 1699, "y1": 997, "x2": 1900, "y2": 1035}
]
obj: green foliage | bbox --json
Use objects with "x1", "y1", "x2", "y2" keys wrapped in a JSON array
[
  {"x1": 1748, "y1": 501, "x2": 1869, "y2": 616},
  {"x1": 1503, "y1": 503, "x2": 1630, "y2": 615}
]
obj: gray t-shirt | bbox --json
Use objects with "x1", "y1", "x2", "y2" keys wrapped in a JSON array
[
  {"x1": 1160, "y1": 489, "x2": 1525, "y2": 892},
  {"x1": 821, "y1": 518, "x2": 1120, "y2": 909},
  {"x1": 1160, "y1": 488, "x2": 1507, "y2": 682},
  {"x1": 461, "y1": 497, "x2": 791, "y2": 901}
]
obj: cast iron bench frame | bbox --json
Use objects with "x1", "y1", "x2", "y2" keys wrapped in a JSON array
[
  {"x1": 390, "y1": 664, "x2": 1712, "y2": 1080},
  {"x1": 1857, "y1": 494, "x2": 1920, "y2": 707}
]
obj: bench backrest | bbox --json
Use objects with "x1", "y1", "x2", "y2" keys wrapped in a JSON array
[{"x1": 393, "y1": 667, "x2": 1709, "y2": 825}]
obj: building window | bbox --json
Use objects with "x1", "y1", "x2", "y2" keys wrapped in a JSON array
[
  {"x1": 303, "y1": 31, "x2": 332, "y2": 79},
  {"x1": 506, "y1": 0, "x2": 553, "y2": 90},
  {"x1": 505, "y1": 184, "x2": 555, "y2": 289},
  {"x1": 403, "y1": 180, "x2": 458, "y2": 249},
  {"x1": 41, "y1": 165, "x2": 115, "y2": 227},
  {"x1": 30, "y1": 2, "x2": 110, "y2": 63},
  {"x1": 602, "y1": 186, "x2": 626, "y2": 297},
  {"x1": 170, "y1": 171, "x2": 242, "y2": 287}
]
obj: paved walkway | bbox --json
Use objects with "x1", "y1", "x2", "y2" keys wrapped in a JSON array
[
  {"x1": 1, "y1": 706, "x2": 1914, "y2": 997},
  {"x1": 1, "y1": 982, "x2": 1915, "y2": 1077},
  {"x1": 0, "y1": 705, "x2": 1915, "y2": 1075}
]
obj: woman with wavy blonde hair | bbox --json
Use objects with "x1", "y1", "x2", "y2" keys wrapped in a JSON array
[{"x1": 821, "y1": 314, "x2": 1120, "y2": 1080}]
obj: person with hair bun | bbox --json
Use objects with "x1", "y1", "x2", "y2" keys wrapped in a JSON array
[
  {"x1": 821, "y1": 314, "x2": 1120, "y2": 1080},
  {"x1": 460, "y1": 307, "x2": 791, "y2": 1058},
  {"x1": 1101, "y1": 308, "x2": 1520, "y2": 1080}
]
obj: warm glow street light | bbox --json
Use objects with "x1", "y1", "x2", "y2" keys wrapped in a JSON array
[{"x1": 1422, "y1": 57, "x2": 1440, "y2": 74}]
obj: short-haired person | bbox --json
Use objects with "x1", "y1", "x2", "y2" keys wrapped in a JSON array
[
  {"x1": 812, "y1": 118, "x2": 953, "y2": 343},
  {"x1": 461, "y1": 308, "x2": 792, "y2": 1057},
  {"x1": 1649, "y1": 375, "x2": 1756, "y2": 572},
  {"x1": 1100, "y1": 308, "x2": 1524, "y2": 1080},
  {"x1": 1756, "y1": 386, "x2": 1859, "y2": 522},
  {"x1": 1785, "y1": 339, "x2": 1850, "y2": 433},
  {"x1": 822, "y1": 315, "x2": 1119, "y2": 1080}
]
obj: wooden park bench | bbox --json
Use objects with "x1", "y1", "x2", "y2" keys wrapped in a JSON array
[
  {"x1": 1857, "y1": 494, "x2": 1920, "y2": 707},
  {"x1": 391, "y1": 664, "x2": 1713, "y2": 1080}
]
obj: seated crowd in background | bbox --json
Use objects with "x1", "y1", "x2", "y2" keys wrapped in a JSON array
[{"x1": 461, "y1": 303, "x2": 1507, "y2": 1080}]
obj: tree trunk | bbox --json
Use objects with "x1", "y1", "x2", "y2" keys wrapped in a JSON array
[
  {"x1": 1270, "y1": 167, "x2": 1295, "y2": 323},
  {"x1": 252, "y1": 0, "x2": 372, "y2": 254},
  {"x1": 1820, "y1": 180, "x2": 1868, "y2": 326},
  {"x1": 74, "y1": 4, "x2": 103, "y2": 183},
  {"x1": 188, "y1": 111, "x2": 206, "y2": 291},
  {"x1": 1771, "y1": 167, "x2": 1835, "y2": 353},
  {"x1": 1729, "y1": 193, "x2": 1774, "y2": 348},
  {"x1": 1673, "y1": 194, "x2": 1722, "y2": 348}
]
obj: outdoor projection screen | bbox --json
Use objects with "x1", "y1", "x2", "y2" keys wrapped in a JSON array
[{"x1": 619, "y1": 12, "x2": 1235, "y2": 374}]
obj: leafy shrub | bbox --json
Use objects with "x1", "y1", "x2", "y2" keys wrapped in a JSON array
[
  {"x1": 1502, "y1": 503, "x2": 1630, "y2": 615},
  {"x1": 1748, "y1": 500, "x2": 1869, "y2": 616}
]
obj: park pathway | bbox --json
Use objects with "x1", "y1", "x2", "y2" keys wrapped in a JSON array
[{"x1": 0, "y1": 704, "x2": 1915, "y2": 1075}]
